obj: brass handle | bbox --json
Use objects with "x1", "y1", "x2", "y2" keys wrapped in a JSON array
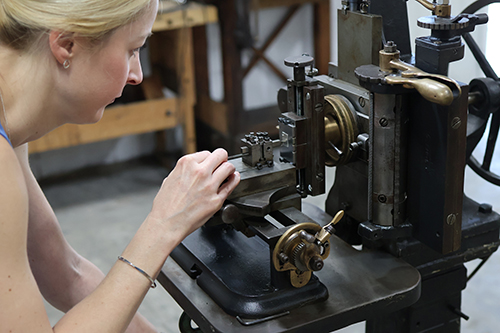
[
  {"x1": 415, "y1": 0, "x2": 436, "y2": 11},
  {"x1": 385, "y1": 76, "x2": 454, "y2": 106}
]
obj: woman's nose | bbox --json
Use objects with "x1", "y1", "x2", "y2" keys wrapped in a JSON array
[{"x1": 127, "y1": 55, "x2": 143, "y2": 85}]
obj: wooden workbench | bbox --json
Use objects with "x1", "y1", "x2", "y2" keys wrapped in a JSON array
[{"x1": 28, "y1": 2, "x2": 217, "y2": 155}]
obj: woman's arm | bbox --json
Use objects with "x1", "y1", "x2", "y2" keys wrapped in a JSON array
[
  {"x1": 1, "y1": 144, "x2": 239, "y2": 332},
  {"x1": 0, "y1": 140, "x2": 54, "y2": 332},
  {"x1": 55, "y1": 148, "x2": 239, "y2": 332},
  {"x1": 15, "y1": 144, "x2": 157, "y2": 332}
]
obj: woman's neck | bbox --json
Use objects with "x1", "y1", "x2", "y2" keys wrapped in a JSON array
[{"x1": 0, "y1": 46, "x2": 63, "y2": 147}]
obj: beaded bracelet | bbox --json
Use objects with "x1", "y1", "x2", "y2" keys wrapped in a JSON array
[{"x1": 117, "y1": 256, "x2": 157, "y2": 289}]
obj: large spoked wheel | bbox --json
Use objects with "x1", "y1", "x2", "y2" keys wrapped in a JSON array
[{"x1": 462, "y1": 0, "x2": 500, "y2": 185}]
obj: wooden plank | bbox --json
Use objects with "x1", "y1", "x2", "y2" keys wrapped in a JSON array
[
  {"x1": 29, "y1": 98, "x2": 179, "y2": 154},
  {"x1": 195, "y1": 94, "x2": 228, "y2": 135},
  {"x1": 141, "y1": 74, "x2": 164, "y2": 100},
  {"x1": 193, "y1": 25, "x2": 210, "y2": 97},
  {"x1": 175, "y1": 28, "x2": 197, "y2": 154},
  {"x1": 214, "y1": 1, "x2": 244, "y2": 153},
  {"x1": 154, "y1": 3, "x2": 218, "y2": 32},
  {"x1": 255, "y1": 0, "x2": 328, "y2": 9},
  {"x1": 314, "y1": 1, "x2": 331, "y2": 75}
]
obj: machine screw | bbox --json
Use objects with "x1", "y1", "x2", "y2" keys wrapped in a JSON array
[
  {"x1": 316, "y1": 173, "x2": 324, "y2": 182},
  {"x1": 446, "y1": 213, "x2": 457, "y2": 225},
  {"x1": 306, "y1": 93, "x2": 311, "y2": 100},
  {"x1": 358, "y1": 97, "x2": 366, "y2": 108},
  {"x1": 341, "y1": 202, "x2": 351, "y2": 211},
  {"x1": 378, "y1": 194, "x2": 387, "y2": 203},
  {"x1": 451, "y1": 117, "x2": 462, "y2": 129},
  {"x1": 379, "y1": 118, "x2": 389, "y2": 127},
  {"x1": 308, "y1": 184, "x2": 313, "y2": 192}
]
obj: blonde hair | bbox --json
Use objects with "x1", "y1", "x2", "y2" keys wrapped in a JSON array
[{"x1": 0, "y1": 0, "x2": 153, "y2": 51}]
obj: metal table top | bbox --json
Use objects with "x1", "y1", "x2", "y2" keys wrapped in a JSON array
[{"x1": 159, "y1": 230, "x2": 421, "y2": 332}]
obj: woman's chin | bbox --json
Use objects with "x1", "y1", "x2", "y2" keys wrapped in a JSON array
[{"x1": 77, "y1": 107, "x2": 106, "y2": 125}]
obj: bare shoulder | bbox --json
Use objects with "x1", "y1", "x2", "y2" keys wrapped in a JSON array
[
  {"x1": 0, "y1": 141, "x2": 28, "y2": 221},
  {"x1": 0, "y1": 140, "x2": 52, "y2": 331}
]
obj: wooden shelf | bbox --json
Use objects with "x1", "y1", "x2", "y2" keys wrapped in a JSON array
[{"x1": 28, "y1": 99, "x2": 178, "y2": 154}]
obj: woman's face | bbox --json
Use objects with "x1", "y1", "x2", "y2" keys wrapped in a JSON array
[{"x1": 64, "y1": 0, "x2": 158, "y2": 124}]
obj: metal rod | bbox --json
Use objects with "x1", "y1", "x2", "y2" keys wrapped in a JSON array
[
  {"x1": 467, "y1": 255, "x2": 492, "y2": 282},
  {"x1": 482, "y1": 112, "x2": 500, "y2": 170},
  {"x1": 463, "y1": 32, "x2": 499, "y2": 80}
]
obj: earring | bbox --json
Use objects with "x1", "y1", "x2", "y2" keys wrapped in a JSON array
[{"x1": 63, "y1": 59, "x2": 70, "y2": 69}]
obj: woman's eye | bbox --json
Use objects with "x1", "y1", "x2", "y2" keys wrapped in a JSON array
[{"x1": 131, "y1": 44, "x2": 146, "y2": 57}]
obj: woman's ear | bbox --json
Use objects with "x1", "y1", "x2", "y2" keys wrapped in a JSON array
[{"x1": 48, "y1": 31, "x2": 75, "y2": 67}]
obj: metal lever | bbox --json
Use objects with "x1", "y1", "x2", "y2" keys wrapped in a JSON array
[
  {"x1": 379, "y1": 41, "x2": 461, "y2": 106},
  {"x1": 316, "y1": 210, "x2": 344, "y2": 244}
]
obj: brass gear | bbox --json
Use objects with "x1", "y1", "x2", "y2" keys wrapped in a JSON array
[{"x1": 324, "y1": 94, "x2": 359, "y2": 166}]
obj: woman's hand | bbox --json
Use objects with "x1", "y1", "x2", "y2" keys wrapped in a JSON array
[{"x1": 149, "y1": 148, "x2": 240, "y2": 240}]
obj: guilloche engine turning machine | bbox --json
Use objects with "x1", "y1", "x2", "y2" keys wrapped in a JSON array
[{"x1": 159, "y1": 1, "x2": 500, "y2": 332}]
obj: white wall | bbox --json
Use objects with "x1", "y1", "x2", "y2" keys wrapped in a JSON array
[{"x1": 30, "y1": 0, "x2": 493, "y2": 178}]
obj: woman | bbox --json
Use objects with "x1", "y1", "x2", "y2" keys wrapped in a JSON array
[{"x1": 0, "y1": 0, "x2": 240, "y2": 331}]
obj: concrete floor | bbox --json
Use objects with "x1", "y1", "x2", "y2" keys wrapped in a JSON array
[{"x1": 41, "y1": 158, "x2": 500, "y2": 332}]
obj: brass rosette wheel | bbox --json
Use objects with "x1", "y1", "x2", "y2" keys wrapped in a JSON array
[
  {"x1": 324, "y1": 94, "x2": 359, "y2": 166},
  {"x1": 272, "y1": 222, "x2": 329, "y2": 288}
]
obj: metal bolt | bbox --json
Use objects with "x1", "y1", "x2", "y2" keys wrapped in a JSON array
[
  {"x1": 446, "y1": 213, "x2": 457, "y2": 225},
  {"x1": 308, "y1": 184, "x2": 313, "y2": 192},
  {"x1": 451, "y1": 117, "x2": 462, "y2": 129},
  {"x1": 478, "y1": 203, "x2": 492, "y2": 214},
  {"x1": 309, "y1": 256, "x2": 324, "y2": 271},
  {"x1": 278, "y1": 252, "x2": 289, "y2": 264},
  {"x1": 315, "y1": 103, "x2": 323, "y2": 112},
  {"x1": 316, "y1": 173, "x2": 324, "y2": 182},
  {"x1": 384, "y1": 41, "x2": 397, "y2": 53},
  {"x1": 306, "y1": 93, "x2": 311, "y2": 100},
  {"x1": 379, "y1": 118, "x2": 389, "y2": 127},
  {"x1": 378, "y1": 194, "x2": 387, "y2": 203}
]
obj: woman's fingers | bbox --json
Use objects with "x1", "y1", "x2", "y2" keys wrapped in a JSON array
[
  {"x1": 212, "y1": 160, "x2": 236, "y2": 185},
  {"x1": 201, "y1": 148, "x2": 229, "y2": 172},
  {"x1": 217, "y1": 171, "x2": 240, "y2": 197},
  {"x1": 185, "y1": 150, "x2": 211, "y2": 164}
]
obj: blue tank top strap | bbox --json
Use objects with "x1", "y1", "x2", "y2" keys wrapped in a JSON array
[{"x1": 0, "y1": 120, "x2": 12, "y2": 146}]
